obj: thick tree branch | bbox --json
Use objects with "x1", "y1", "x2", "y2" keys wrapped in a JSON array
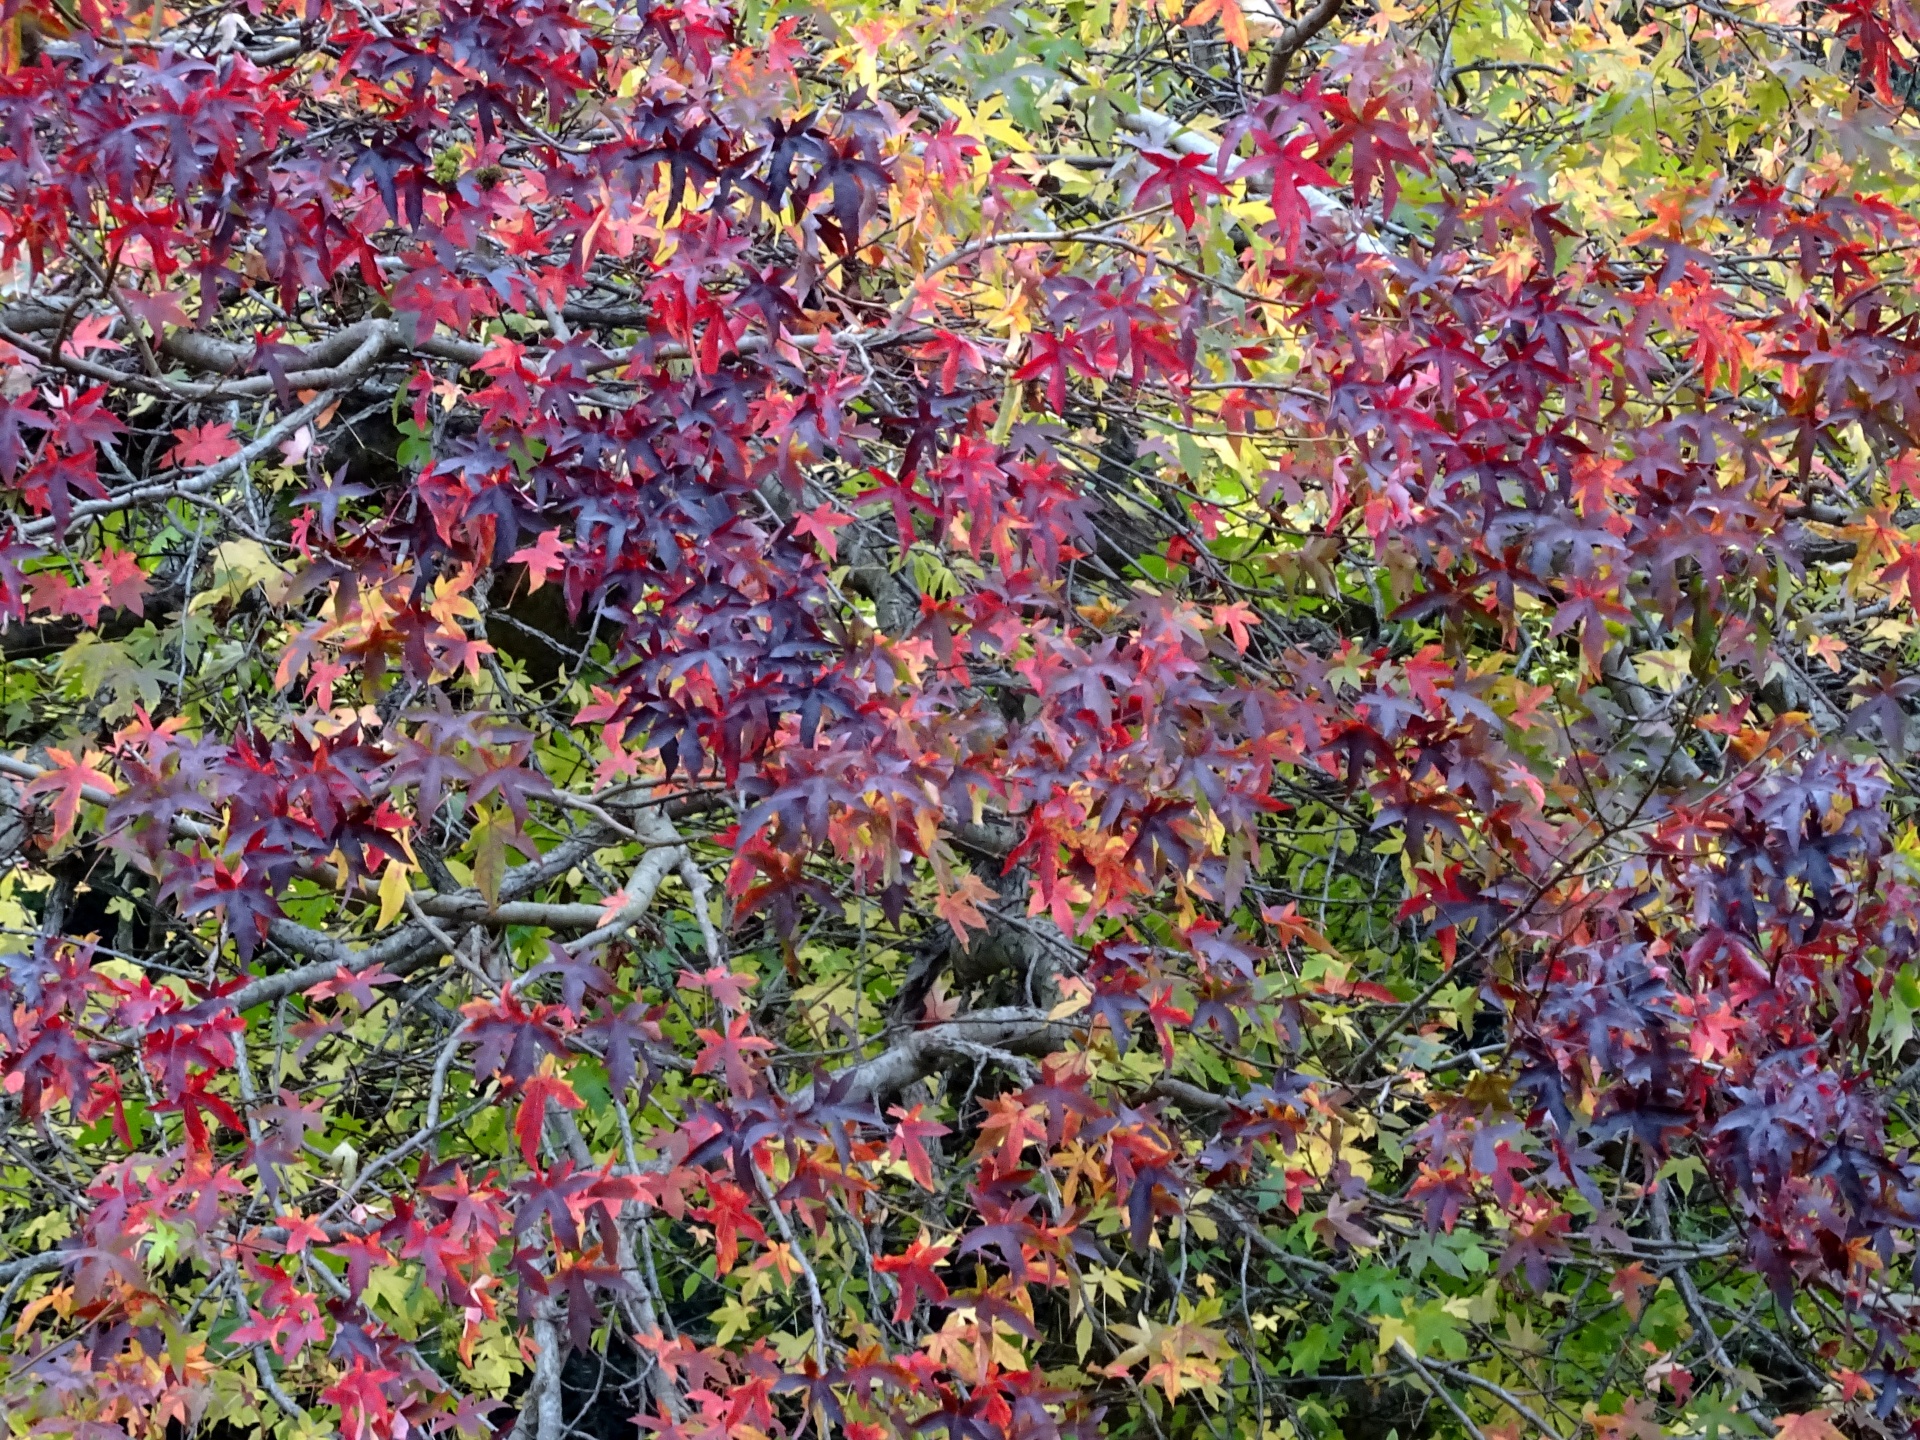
[{"x1": 1262, "y1": 0, "x2": 1346, "y2": 92}]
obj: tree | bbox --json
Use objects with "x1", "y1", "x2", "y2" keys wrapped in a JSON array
[{"x1": 0, "y1": 0, "x2": 1917, "y2": 1437}]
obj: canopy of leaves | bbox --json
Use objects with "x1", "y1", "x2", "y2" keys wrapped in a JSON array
[{"x1": 0, "y1": 1, "x2": 1917, "y2": 1440}]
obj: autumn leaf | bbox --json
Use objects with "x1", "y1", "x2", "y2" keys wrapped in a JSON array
[
  {"x1": 23, "y1": 747, "x2": 117, "y2": 846},
  {"x1": 509, "y1": 529, "x2": 568, "y2": 592},
  {"x1": 376, "y1": 858, "x2": 413, "y2": 930},
  {"x1": 677, "y1": 964, "x2": 757, "y2": 1012},
  {"x1": 1210, "y1": 601, "x2": 1258, "y2": 652},
  {"x1": 874, "y1": 1232, "x2": 951, "y2": 1321},
  {"x1": 89, "y1": 547, "x2": 146, "y2": 614},
  {"x1": 62, "y1": 315, "x2": 123, "y2": 357},
  {"x1": 1260, "y1": 901, "x2": 1336, "y2": 954},
  {"x1": 1182, "y1": 0, "x2": 1250, "y2": 50},
  {"x1": 280, "y1": 1211, "x2": 329, "y2": 1253},
  {"x1": 887, "y1": 1103, "x2": 952, "y2": 1190},
  {"x1": 935, "y1": 871, "x2": 996, "y2": 949},
  {"x1": 793, "y1": 504, "x2": 855, "y2": 561},
  {"x1": 1771, "y1": 1414, "x2": 1847, "y2": 1440},
  {"x1": 1592, "y1": 1398, "x2": 1665, "y2": 1440},
  {"x1": 1105, "y1": 1301, "x2": 1229, "y2": 1401},
  {"x1": 164, "y1": 421, "x2": 240, "y2": 469},
  {"x1": 693, "y1": 1014, "x2": 776, "y2": 1095},
  {"x1": 1609, "y1": 1261, "x2": 1652, "y2": 1321},
  {"x1": 514, "y1": 1068, "x2": 584, "y2": 1166}
]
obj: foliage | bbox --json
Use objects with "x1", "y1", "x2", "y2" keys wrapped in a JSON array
[{"x1": 0, "y1": 0, "x2": 1918, "y2": 1438}]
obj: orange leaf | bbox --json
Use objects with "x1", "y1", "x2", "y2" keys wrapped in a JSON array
[
  {"x1": 935, "y1": 871, "x2": 996, "y2": 950},
  {"x1": 22, "y1": 748, "x2": 118, "y2": 847},
  {"x1": 1182, "y1": 0, "x2": 1249, "y2": 49},
  {"x1": 1773, "y1": 1414, "x2": 1847, "y2": 1440},
  {"x1": 1260, "y1": 901, "x2": 1336, "y2": 955},
  {"x1": 1608, "y1": 1261, "x2": 1651, "y2": 1321}
]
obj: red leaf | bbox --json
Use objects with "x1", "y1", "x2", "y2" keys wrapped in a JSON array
[
  {"x1": 887, "y1": 1103, "x2": 951, "y2": 1190},
  {"x1": 792, "y1": 504, "x2": 855, "y2": 561},
  {"x1": 692, "y1": 1014, "x2": 776, "y2": 1096},
  {"x1": 29, "y1": 569, "x2": 107, "y2": 625},
  {"x1": 510, "y1": 528, "x2": 568, "y2": 593},
  {"x1": 165, "y1": 421, "x2": 239, "y2": 469},
  {"x1": 89, "y1": 546, "x2": 146, "y2": 615},
  {"x1": 1136, "y1": 150, "x2": 1229, "y2": 229},
  {"x1": 514, "y1": 1069, "x2": 584, "y2": 1165},
  {"x1": 874, "y1": 1232, "x2": 951, "y2": 1321}
]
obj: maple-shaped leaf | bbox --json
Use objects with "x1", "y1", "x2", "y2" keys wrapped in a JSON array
[
  {"x1": 1848, "y1": 665, "x2": 1920, "y2": 755},
  {"x1": 29, "y1": 569, "x2": 107, "y2": 625},
  {"x1": 324, "y1": 1360, "x2": 400, "y2": 1440},
  {"x1": 179, "y1": 857, "x2": 283, "y2": 964},
  {"x1": 1182, "y1": 0, "x2": 1249, "y2": 49},
  {"x1": 514, "y1": 1067, "x2": 584, "y2": 1165},
  {"x1": 693, "y1": 1014, "x2": 776, "y2": 1096},
  {"x1": 935, "y1": 871, "x2": 996, "y2": 950},
  {"x1": 1772, "y1": 1415, "x2": 1847, "y2": 1440},
  {"x1": 1609, "y1": 1261, "x2": 1652, "y2": 1320},
  {"x1": 1022, "y1": 1058, "x2": 1106, "y2": 1146},
  {"x1": 22, "y1": 452, "x2": 107, "y2": 537},
  {"x1": 677, "y1": 964, "x2": 757, "y2": 1012},
  {"x1": 309, "y1": 965, "x2": 401, "y2": 1011},
  {"x1": 887, "y1": 1102, "x2": 951, "y2": 1190},
  {"x1": 230, "y1": 1278, "x2": 325, "y2": 1362},
  {"x1": 294, "y1": 469, "x2": 373, "y2": 541},
  {"x1": 691, "y1": 1177, "x2": 766, "y2": 1275},
  {"x1": 972, "y1": 1093, "x2": 1047, "y2": 1176},
  {"x1": 249, "y1": 1090, "x2": 326, "y2": 1201},
  {"x1": 1210, "y1": 601, "x2": 1258, "y2": 652},
  {"x1": 1144, "y1": 986, "x2": 1193, "y2": 1064},
  {"x1": 62, "y1": 315, "x2": 124, "y2": 357},
  {"x1": 875, "y1": 1232, "x2": 951, "y2": 1321},
  {"x1": 89, "y1": 547, "x2": 146, "y2": 614},
  {"x1": 1136, "y1": 150, "x2": 1229, "y2": 229},
  {"x1": 1317, "y1": 91, "x2": 1431, "y2": 215},
  {"x1": 1312, "y1": 1193, "x2": 1378, "y2": 1252},
  {"x1": 462, "y1": 991, "x2": 570, "y2": 1086},
  {"x1": 526, "y1": 940, "x2": 612, "y2": 1013},
  {"x1": 280, "y1": 1211, "x2": 329, "y2": 1253},
  {"x1": 913, "y1": 329, "x2": 991, "y2": 391},
  {"x1": 165, "y1": 421, "x2": 240, "y2": 469},
  {"x1": 792, "y1": 504, "x2": 855, "y2": 561},
  {"x1": 1104, "y1": 1301, "x2": 1228, "y2": 1401},
  {"x1": 23, "y1": 747, "x2": 117, "y2": 846},
  {"x1": 117, "y1": 286, "x2": 190, "y2": 336},
  {"x1": 1260, "y1": 902, "x2": 1337, "y2": 954},
  {"x1": 585, "y1": 1000, "x2": 662, "y2": 1098},
  {"x1": 509, "y1": 528, "x2": 568, "y2": 593},
  {"x1": 7, "y1": 1016, "x2": 97, "y2": 1121},
  {"x1": 1226, "y1": 120, "x2": 1337, "y2": 252}
]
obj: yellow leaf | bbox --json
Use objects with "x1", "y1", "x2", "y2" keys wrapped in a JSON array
[
  {"x1": 1049, "y1": 976, "x2": 1092, "y2": 1020},
  {"x1": 190, "y1": 539, "x2": 285, "y2": 613},
  {"x1": 377, "y1": 858, "x2": 414, "y2": 930},
  {"x1": 1632, "y1": 648, "x2": 1691, "y2": 693},
  {"x1": 1372, "y1": 1315, "x2": 1416, "y2": 1371}
]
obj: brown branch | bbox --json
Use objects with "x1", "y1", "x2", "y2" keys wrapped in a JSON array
[{"x1": 1263, "y1": 0, "x2": 1346, "y2": 93}]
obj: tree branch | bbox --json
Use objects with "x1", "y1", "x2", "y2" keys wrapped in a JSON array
[{"x1": 1262, "y1": 0, "x2": 1345, "y2": 92}]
